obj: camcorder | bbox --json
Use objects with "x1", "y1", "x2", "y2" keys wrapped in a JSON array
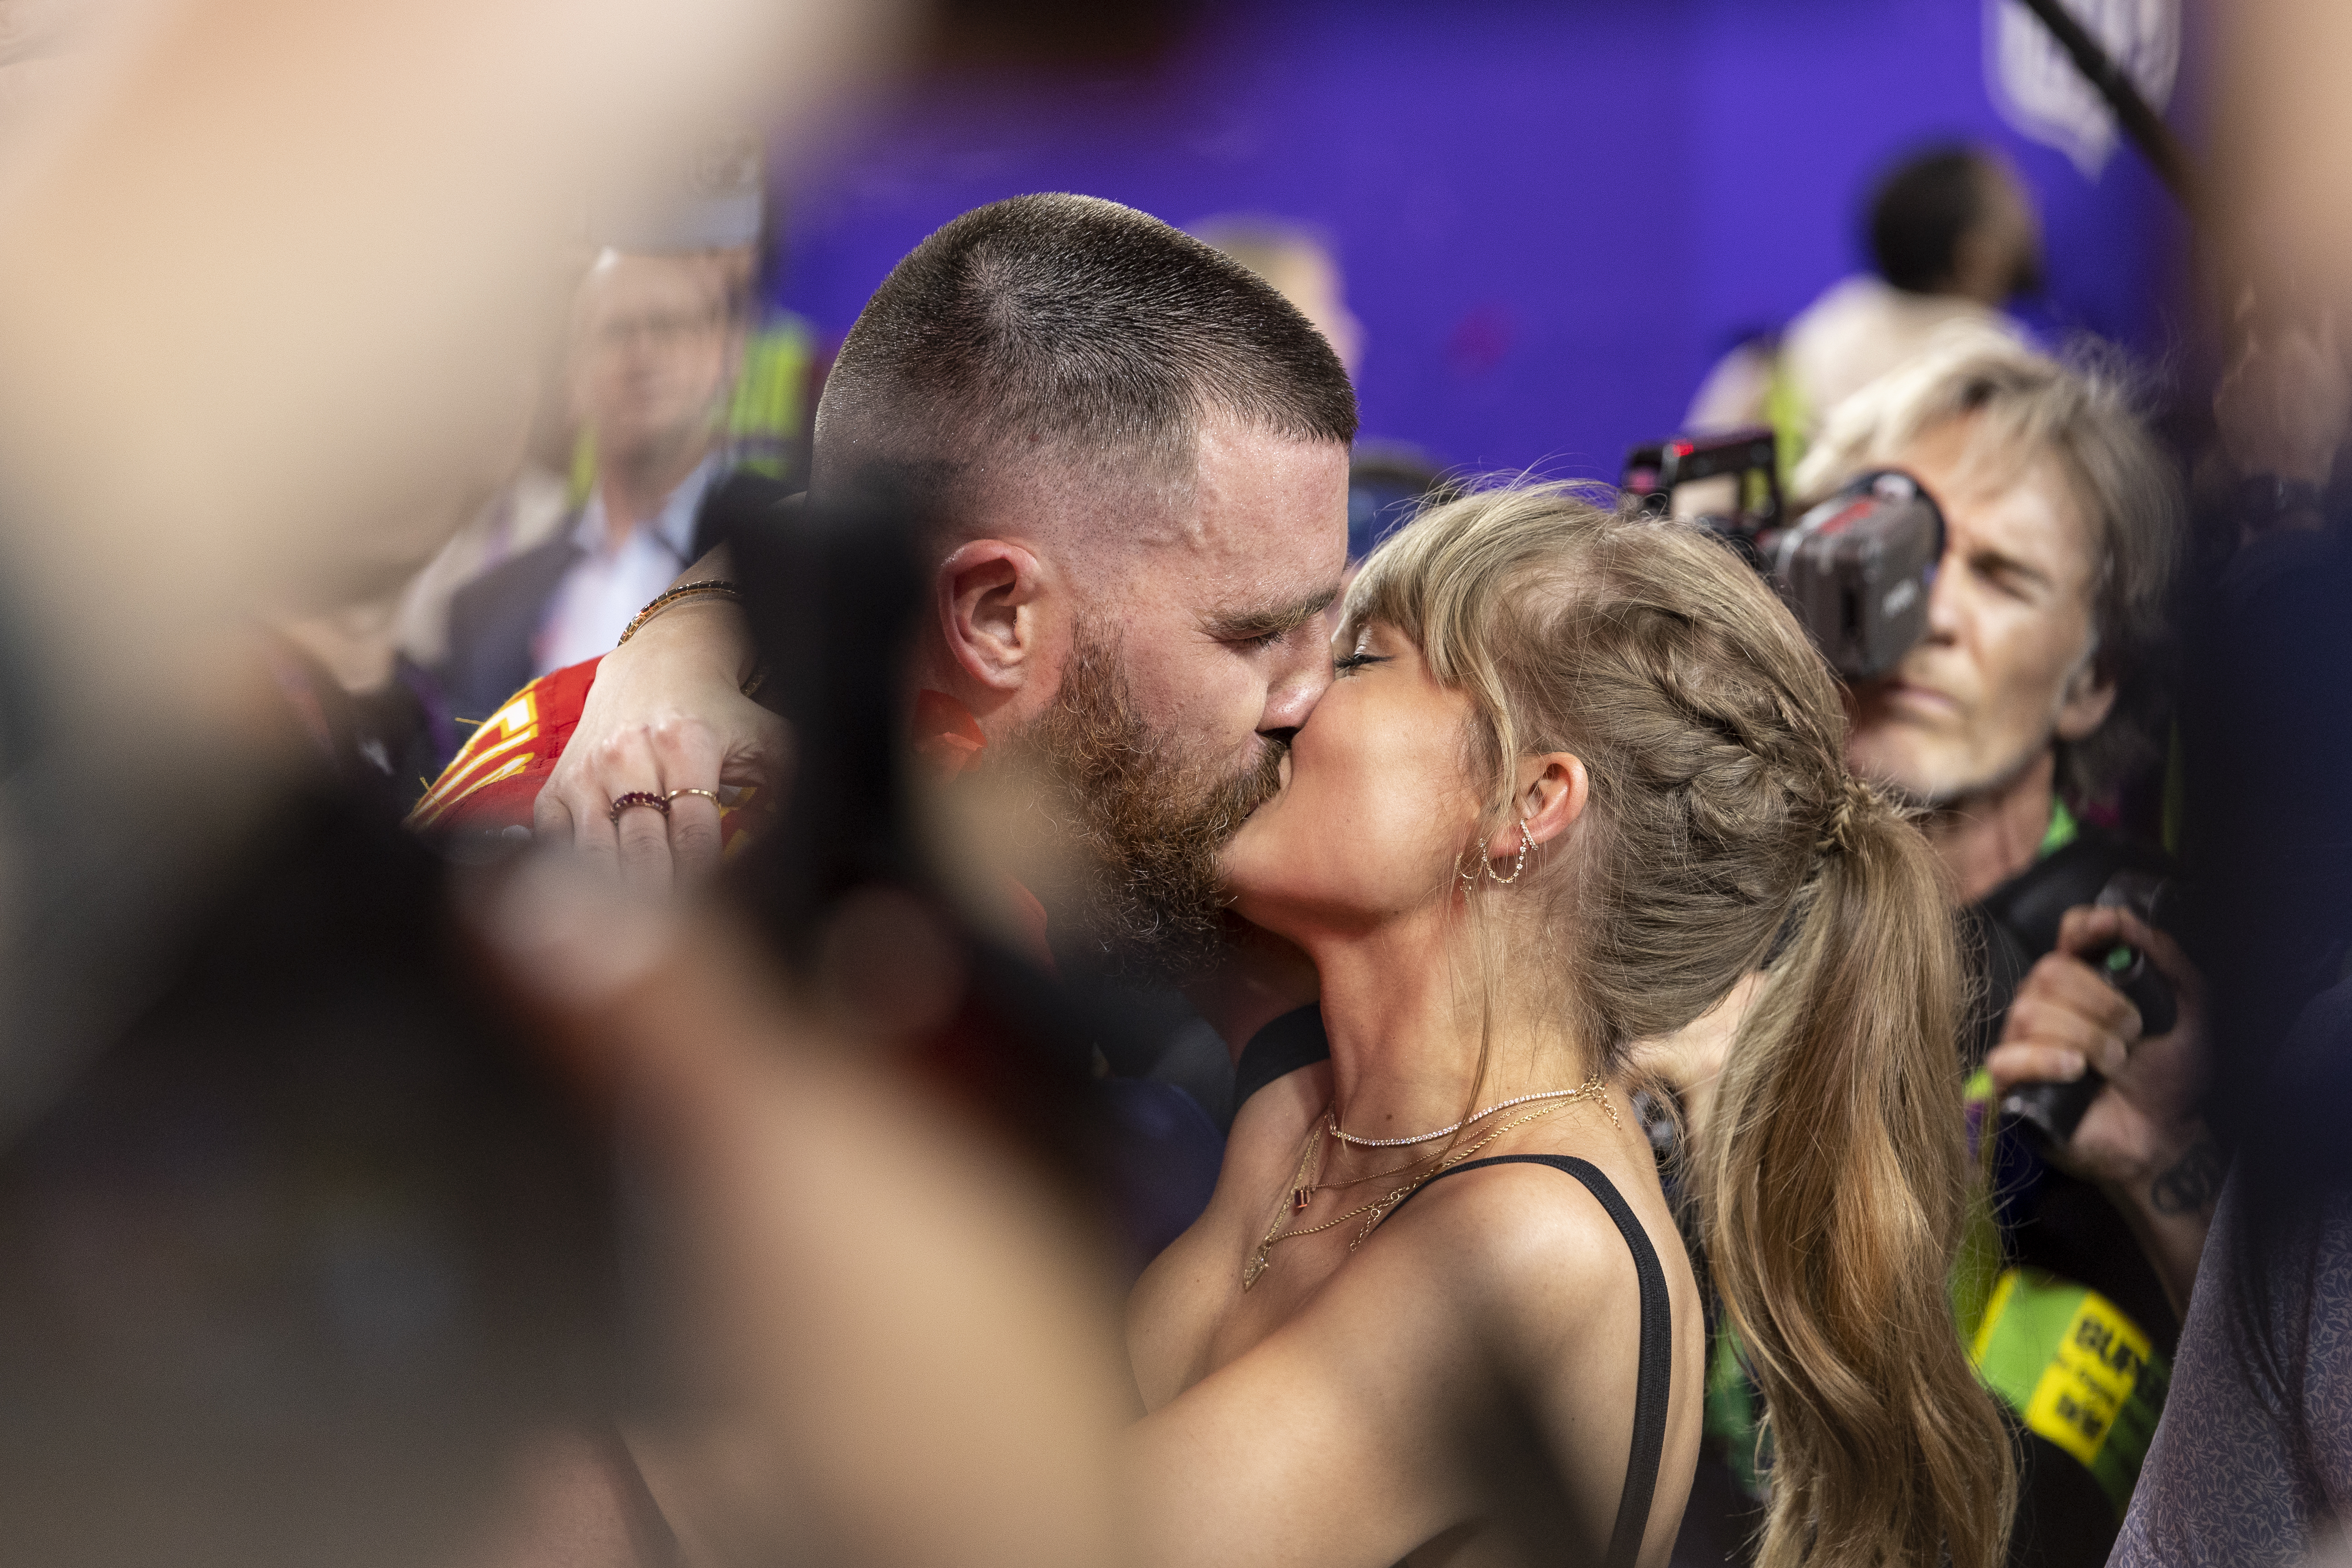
[{"x1": 1621, "y1": 429, "x2": 1943, "y2": 682}]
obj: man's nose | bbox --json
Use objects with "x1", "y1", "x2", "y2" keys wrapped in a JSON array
[
  {"x1": 1921, "y1": 548, "x2": 1966, "y2": 643},
  {"x1": 1261, "y1": 641, "x2": 1334, "y2": 736}
]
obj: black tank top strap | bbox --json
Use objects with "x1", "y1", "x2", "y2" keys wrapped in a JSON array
[
  {"x1": 1232, "y1": 1004, "x2": 1332, "y2": 1112},
  {"x1": 1379, "y1": 1155, "x2": 1671, "y2": 1568}
]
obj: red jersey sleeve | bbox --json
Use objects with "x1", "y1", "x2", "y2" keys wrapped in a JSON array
[
  {"x1": 408, "y1": 657, "x2": 766, "y2": 849},
  {"x1": 406, "y1": 658, "x2": 603, "y2": 837},
  {"x1": 410, "y1": 677, "x2": 1044, "y2": 963}
]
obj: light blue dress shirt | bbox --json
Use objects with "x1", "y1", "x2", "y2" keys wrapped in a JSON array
[{"x1": 532, "y1": 453, "x2": 722, "y2": 677}]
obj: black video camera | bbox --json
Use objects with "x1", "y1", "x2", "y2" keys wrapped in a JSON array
[
  {"x1": 1622, "y1": 429, "x2": 1945, "y2": 682},
  {"x1": 2001, "y1": 871, "x2": 2179, "y2": 1147}
]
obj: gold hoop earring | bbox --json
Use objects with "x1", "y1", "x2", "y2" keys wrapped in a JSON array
[{"x1": 1487, "y1": 819, "x2": 1535, "y2": 885}]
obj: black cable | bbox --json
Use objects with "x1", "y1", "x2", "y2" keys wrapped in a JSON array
[{"x1": 2016, "y1": 0, "x2": 2199, "y2": 209}]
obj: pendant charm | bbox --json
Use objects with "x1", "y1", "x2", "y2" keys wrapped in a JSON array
[
  {"x1": 1290, "y1": 1187, "x2": 1310, "y2": 1212},
  {"x1": 1242, "y1": 1249, "x2": 1269, "y2": 1290}
]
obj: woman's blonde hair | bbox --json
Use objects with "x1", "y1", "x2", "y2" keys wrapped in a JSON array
[{"x1": 1345, "y1": 482, "x2": 2015, "y2": 1568}]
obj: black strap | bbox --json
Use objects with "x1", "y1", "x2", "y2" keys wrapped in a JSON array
[
  {"x1": 1382, "y1": 1155, "x2": 1671, "y2": 1568},
  {"x1": 1231, "y1": 1004, "x2": 1333, "y2": 1111}
]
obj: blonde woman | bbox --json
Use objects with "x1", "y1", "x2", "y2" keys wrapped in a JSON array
[{"x1": 1127, "y1": 485, "x2": 2015, "y2": 1568}]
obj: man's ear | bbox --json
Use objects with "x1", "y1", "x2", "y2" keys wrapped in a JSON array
[
  {"x1": 939, "y1": 539, "x2": 1057, "y2": 695},
  {"x1": 2054, "y1": 652, "x2": 2118, "y2": 743},
  {"x1": 1484, "y1": 752, "x2": 1589, "y2": 862}
]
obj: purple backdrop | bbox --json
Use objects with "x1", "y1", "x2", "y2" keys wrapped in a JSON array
[{"x1": 772, "y1": 0, "x2": 2197, "y2": 480}]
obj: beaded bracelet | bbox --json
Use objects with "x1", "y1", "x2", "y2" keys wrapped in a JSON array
[{"x1": 616, "y1": 579, "x2": 745, "y2": 646}]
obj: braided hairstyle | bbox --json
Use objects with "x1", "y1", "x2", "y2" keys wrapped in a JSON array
[{"x1": 1344, "y1": 483, "x2": 2015, "y2": 1568}]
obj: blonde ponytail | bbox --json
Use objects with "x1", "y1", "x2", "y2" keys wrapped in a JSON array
[{"x1": 1704, "y1": 792, "x2": 2015, "y2": 1568}]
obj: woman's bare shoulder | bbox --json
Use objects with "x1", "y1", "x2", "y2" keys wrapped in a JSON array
[
  {"x1": 1126, "y1": 1061, "x2": 1332, "y2": 1408},
  {"x1": 1364, "y1": 1148, "x2": 1680, "y2": 1340}
]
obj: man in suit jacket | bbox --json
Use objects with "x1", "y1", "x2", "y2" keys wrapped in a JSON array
[{"x1": 444, "y1": 249, "x2": 741, "y2": 723}]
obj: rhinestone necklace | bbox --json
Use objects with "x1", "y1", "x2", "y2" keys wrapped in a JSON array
[{"x1": 1328, "y1": 1083, "x2": 1610, "y2": 1148}]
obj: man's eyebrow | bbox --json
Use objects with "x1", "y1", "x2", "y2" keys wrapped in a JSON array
[{"x1": 1200, "y1": 584, "x2": 1342, "y2": 643}]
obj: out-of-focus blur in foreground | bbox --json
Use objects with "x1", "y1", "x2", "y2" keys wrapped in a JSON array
[{"x1": 10, "y1": 0, "x2": 2352, "y2": 1564}]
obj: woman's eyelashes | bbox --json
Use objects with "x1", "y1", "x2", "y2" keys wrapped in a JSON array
[{"x1": 1333, "y1": 652, "x2": 1391, "y2": 676}]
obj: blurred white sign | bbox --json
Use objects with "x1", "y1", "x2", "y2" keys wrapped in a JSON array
[{"x1": 1986, "y1": 0, "x2": 2179, "y2": 179}]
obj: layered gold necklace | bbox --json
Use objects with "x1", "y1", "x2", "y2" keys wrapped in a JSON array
[{"x1": 1240, "y1": 1073, "x2": 1614, "y2": 1290}]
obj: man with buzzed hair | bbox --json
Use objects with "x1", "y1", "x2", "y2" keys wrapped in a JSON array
[
  {"x1": 407, "y1": 197, "x2": 1358, "y2": 1564},
  {"x1": 420, "y1": 193, "x2": 1355, "y2": 1011},
  {"x1": 810, "y1": 195, "x2": 1354, "y2": 976}
]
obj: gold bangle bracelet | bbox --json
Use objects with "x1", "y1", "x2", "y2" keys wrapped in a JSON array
[{"x1": 616, "y1": 579, "x2": 745, "y2": 646}]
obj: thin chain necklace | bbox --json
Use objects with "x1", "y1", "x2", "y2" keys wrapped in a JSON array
[
  {"x1": 1278, "y1": 1122, "x2": 1429, "y2": 1216},
  {"x1": 1328, "y1": 1083, "x2": 1611, "y2": 1148},
  {"x1": 1241, "y1": 1074, "x2": 1613, "y2": 1290}
]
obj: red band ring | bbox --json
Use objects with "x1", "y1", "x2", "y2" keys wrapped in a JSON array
[{"x1": 609, "y1": 790, "x2": 672, "y2": 824}]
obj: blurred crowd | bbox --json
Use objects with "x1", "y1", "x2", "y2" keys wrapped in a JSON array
[{"x1": 6, "y1": 2, "x2": 2352, "y2": 1567}]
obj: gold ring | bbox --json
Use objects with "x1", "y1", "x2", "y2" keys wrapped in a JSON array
[{"x1": 665, "y1": 787, "x2": 723, "y2": 808}]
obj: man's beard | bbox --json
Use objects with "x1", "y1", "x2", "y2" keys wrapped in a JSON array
[{"x1": 1000, "y1": 629, "x2": 1287, "y2": 985}]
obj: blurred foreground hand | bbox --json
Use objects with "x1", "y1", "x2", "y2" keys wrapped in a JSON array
[
  {"x1": 478, "y1": 857, "x2": 1130, "y2": 1568},
  {"x1": 0, "y1": 0, "x2": 899, "y2": 752}
]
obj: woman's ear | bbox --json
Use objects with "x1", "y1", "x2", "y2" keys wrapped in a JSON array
[
  {"x1": 939, "y1": 539, "x2": 1056, "y2": 694},
  {"x1": 1484, "y1": 752, "x2": 1588, "y2": 862}
]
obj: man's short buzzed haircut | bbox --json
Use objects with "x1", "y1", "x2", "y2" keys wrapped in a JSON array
[{"x1": 812, "y1": 193, "x2": 1358, "y2": 511}]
